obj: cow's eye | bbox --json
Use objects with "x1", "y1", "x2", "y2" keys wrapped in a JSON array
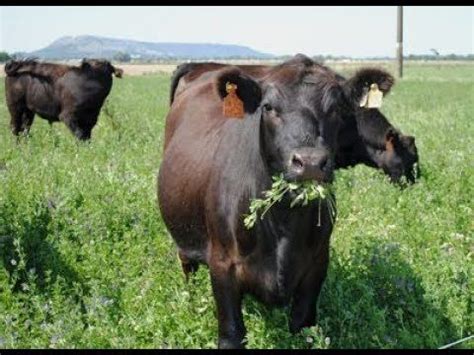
[{"x1": 263, "y1": 103, "x2": 273, "y2": 112}]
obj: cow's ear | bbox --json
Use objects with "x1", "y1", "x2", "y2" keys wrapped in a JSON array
[
  {"x1": 344, "y1": 68, "x2": 394, "y2": 107},
  {"x1": 215, "y1": 67, "x2": 262, "y2": 114}
]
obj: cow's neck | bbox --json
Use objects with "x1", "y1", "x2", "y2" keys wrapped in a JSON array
[
  {"x1": 336, "y1": 114, "x2": 382, "y2": 170},
  {"x1": 337, "y1": 136, "x2": 377, "y2": 169},
  {"x1": 364, "y1": 144, "x2": 387, "y2": 170},
  {"x1": 353, "y1": 110, "x2": 394, "y2": 170},
  {"x1": 354, "y1": 138, "x2": 383, "y2": 169},
  {"x1": 225, "y1": 114, "x2": 329, "y2": 297},
  {"x1": 260, "y1": 204, "x2": 318, "y2": 294}
]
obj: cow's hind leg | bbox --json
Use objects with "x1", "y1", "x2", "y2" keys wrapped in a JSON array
[
  {"x1": 178, "y1": 249, "x2": 199, "y2": 281},
  {"x1": 10, "y1": 109, "x2": 24, "y2": 136},
  {"x1": 21, "y1": 109, "x2": 35, "y2": 135},
  {"x1": 289, "y1": 240, "x2": 329, "y2": 334},
  {"x1": 10, "y1": 109, "x2": 34, "y2": 138}
]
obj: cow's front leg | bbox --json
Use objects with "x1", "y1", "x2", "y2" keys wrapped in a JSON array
[
  {"x1": 209, "y1": 259, "x2": 246, "y2": 349},
  {"x1": 61, "y1": 112, "x2": 92, "y2": 141},
  {"x1": 289, "y1": 241, "x2": 329, "y2": 334}
]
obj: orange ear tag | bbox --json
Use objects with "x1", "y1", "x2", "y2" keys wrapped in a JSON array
[
  {"x1": 223, "y1": 82, "x2": 244, "y2": 118},
  {"x1": 386, "y1": 136, "x2": 394, "y2": 151}
]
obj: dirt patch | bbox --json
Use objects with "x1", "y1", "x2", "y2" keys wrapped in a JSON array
[
  {"x1": 1, "y1": 60, "x2": 472, "y2": 78},
  {"x1": 117, "y1": 64, "x2": 178, "y2": 76}
]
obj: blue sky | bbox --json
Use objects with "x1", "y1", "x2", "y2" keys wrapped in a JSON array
[{"x1": 1, "y1": 6, "x2": 472, "y2": 57}]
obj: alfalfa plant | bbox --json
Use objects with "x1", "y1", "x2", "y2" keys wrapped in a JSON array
[{"x1": 243, "y1": 174, "x2": 336, "y2": 230}]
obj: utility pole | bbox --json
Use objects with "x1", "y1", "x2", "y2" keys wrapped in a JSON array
[{"x1": 397, "y1": 6, "x2": 403, "y2": 78}]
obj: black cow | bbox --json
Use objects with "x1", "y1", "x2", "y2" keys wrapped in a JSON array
[
  {"x1": 4, "y1": 58, "x2": 123, "y2": 140},
  {"x1": 158, "y1": 55, "x2": 394, "y2": 348},
  {"x1": 336, "y1": 105, "x2": 419, "y2": 183}
]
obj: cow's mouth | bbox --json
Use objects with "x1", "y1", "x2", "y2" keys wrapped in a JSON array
[
  {"x1": 283, "y1": 170, "x2": 334, "y2": 185},
  {"x1": 280, "y1": 173, "x2": 334, "y2": 205}
]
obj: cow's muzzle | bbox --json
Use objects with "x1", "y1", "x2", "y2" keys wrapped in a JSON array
[{"x1": 287, "y1": 148, "x2": 333, "y2": 183}]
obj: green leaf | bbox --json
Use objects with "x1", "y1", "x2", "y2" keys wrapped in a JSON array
[{"x1": 245, "y1": 175, "x2": 333, "y2": 229}]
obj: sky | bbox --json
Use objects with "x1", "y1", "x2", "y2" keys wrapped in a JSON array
[{"x1": 1, "y1": 6, "x2": 472, "y2": 57}]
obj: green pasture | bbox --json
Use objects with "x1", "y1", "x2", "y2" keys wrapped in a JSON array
[{"x1": 0, "y1": 62, "x2": 472, "y2": 349}]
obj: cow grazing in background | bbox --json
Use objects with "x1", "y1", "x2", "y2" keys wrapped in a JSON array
[
  {"x1": 158, "y1": 54, "x2": 395, "y2": 348},
  {"x1": 170, "y1": 60, "x2": 419, "y2": 184},
  {"x1": 4, "y1": 59, "x2": 123, "y2": 140},
  {"x1": 335, "y1": 105, "x2": 419, "y2": 183}
]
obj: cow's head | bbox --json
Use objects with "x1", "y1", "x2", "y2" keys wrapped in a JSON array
[
  {"x1": 81, "y1": 59, "x2": 123, "y2": 78},
  {"x1": 337, "y1": 69, "x2": 419, "y2": 184},
  {"x1": 379, "y1": 127, "x2": 420, "y2": 184},
  {"x1": 353, "y1": 107, "x2": 420, "y2": 185},
  {"x1": 214, "y1": 56, "x2": 396, "y2": 185}
]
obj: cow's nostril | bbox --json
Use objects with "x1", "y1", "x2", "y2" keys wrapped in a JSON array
[{"x1": 291, "y1": 155, "x2": 304, "y2": 170}]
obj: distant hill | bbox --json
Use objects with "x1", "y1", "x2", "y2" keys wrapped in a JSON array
[{"x1": 25, "y1": 35, "x2": 274, "y2": 60}]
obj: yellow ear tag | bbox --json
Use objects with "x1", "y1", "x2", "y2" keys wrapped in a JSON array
[
  {"x1": 367, "y1": 83, "x2": 383, "y2": 108},
  {"x1": 223, "y1": 82, "x2": 244, "y2": 119}
]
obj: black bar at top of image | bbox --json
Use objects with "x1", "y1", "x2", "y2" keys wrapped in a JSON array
[{"x1": 1, "y1": 2, "x2": 469, "y2": 7}]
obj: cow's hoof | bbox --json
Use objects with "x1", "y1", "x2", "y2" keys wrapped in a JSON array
[
  {"x1": 218, "y1": 338, "x2": 245, "y2": 349},
  {"x1": 288, "y1": 323, "x2": 301, "y2": 335},
  {"x1": 289, "y1": 319, "x2": 316, "y2": 335}
]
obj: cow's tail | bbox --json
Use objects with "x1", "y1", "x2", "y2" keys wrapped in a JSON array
[
  {"x1": 4, "y1": 59, "x2": 38, "y2": 77},
  {"x1": 169, "y1": 63, "x2": 198, "y2": 105},
  {"x1": 4, "y1": 60, "x2": 22, "y2": 76}
]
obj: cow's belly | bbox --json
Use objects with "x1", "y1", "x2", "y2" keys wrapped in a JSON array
[
  {"x1": 26, "y1": 89, "x2": 60, "y2": 120},
  {"x1": 158, "y1": 175, "x2": 207, "y2": 259},
  {"x1": 158, "y1": 135, "x2": 217, "y2": 261}
]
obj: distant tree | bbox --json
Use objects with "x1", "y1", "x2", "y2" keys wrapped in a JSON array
[
  {"x1": 113, "y1": 51, "x2": 131, "y2": 63},
  {"x1": 404, "y1": 53, "x2": 474, "y2": 61},
  {"x1": 0, "y1": 51, "x2": 11, "y2": 63}
]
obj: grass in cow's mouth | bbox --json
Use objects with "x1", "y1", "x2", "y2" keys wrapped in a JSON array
[{"x1": 243, "y1": 174, "x2": 336, "y2": 230}]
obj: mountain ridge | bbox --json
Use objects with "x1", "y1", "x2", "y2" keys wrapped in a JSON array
[{"x1": 26, "y1": 35, "x2": 274, "y2": 60}]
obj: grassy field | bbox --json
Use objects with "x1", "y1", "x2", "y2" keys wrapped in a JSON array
[{"x1": 0, "y1": 63, "x2": 472, "y2": 349}]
